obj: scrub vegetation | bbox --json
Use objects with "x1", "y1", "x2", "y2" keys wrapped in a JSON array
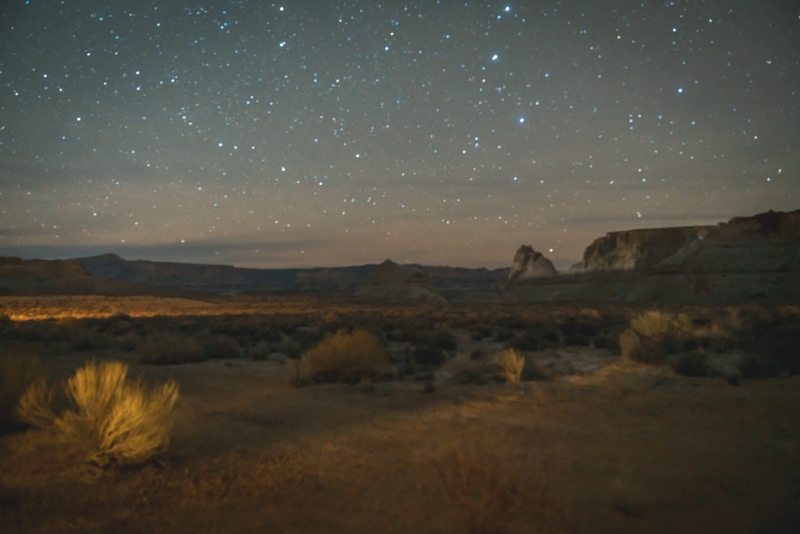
[
  {"x1": 0, "y1": 295, "x2": 798, "y2": 533},
  {"x1": 17, "y1": 361, "x2": 179, "y2": 466}
]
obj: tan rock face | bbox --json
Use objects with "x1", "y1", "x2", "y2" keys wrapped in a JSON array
[
  {"x1": 570, "y1": 226, "x2": 714, "y2": 272},
  {"x1": 508, "y1": 245, "x2": 557, "y2": 281}
]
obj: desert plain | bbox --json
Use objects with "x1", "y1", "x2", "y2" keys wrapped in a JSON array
[{"x1": 0, "y1": 294, "x2": 798, "y2": 534}]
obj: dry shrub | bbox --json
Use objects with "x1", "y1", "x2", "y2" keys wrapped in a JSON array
[
  {"x1": 298, "y1": 328, "x2": 388, "y2": 384},
  {"x1": 0, "y1": 347, "x2": 47, "y2": 423},
  {"x1": 630, "y1": 311, "x2": 693, "y2": 339},
  {"x1": 622, "y1": 311, "x2": 694, "y2": 364},
  {"x1": 492, "y1": 349, "x2": 525, "y2": 384},
  {"x1": 17, "y1": 361, "x2": 179, "y2": 466},
  {"x1": 434, "y1": 434, "x2": 557, "y2": 534},
  {"x1": 619, "y1": 329, "x2": 665, "y2": 363},
  {"x1": 140, "y1": 333, "x2": 206, "y2": 364}
]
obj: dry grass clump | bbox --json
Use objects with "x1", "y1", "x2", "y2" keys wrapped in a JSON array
[
  {"x1": 492, "y1": 349, "x2": 526, "y2": 384},
  {"x1": 17, "y1": 361, "x2": 179, "y2": 466},
  {"x1": 434, "y1": 434, "x2": 557, "y2": 534},
  {"x1": 0, "y1": 347, "x2": 47, "y2": 424},
  {"x1": 297, "y1": 328, "x2": 388, "y2": 384}
]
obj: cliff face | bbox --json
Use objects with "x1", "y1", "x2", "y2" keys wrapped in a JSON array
[{"x1": 570, "y1": 226, "x2": 713, "y2": 272}]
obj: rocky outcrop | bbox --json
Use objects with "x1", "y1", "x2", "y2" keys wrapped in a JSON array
[
  {"x1": 508, "y1": 246, "x2": 557, "y2": 281},
  {"x1": 508, "y1": 209, "x2": 800, "y2": 305},
  {"x1": 355, "y1": 260, "x2": 447, "y2": 304},
  {"x1": 570, "y1": 226, "x2": 713, "y2": 272}
]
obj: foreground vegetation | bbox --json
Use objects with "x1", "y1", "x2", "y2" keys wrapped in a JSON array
[{"x1": 0, "y1": 295, "x2": 798, "y2": 532}]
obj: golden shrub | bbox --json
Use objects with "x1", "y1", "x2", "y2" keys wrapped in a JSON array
[
  {"x1": 630, "y1": 311, "x2": 693, "y2": 339},
  {"x1": 619, "y1": 328, "x2": 665, "y2": 363},
  {"x1": 492, "y1": 349, "x2": 525, "y2": 384},
  {"x1": 298, "y1": 328, "x2": 388, "y2": 383},
  {"x1": 17, "y1": 361, "x2": 179, "y2": 466}
]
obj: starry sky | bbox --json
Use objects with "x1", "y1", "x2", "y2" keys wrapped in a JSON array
[{"x1": 1, "y1": 1, "x2": 798, "y2": 270}]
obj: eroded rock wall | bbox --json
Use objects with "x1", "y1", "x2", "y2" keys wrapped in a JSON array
[{"x1": 570, "y1": 226, "x2": 713, "y2": 272}]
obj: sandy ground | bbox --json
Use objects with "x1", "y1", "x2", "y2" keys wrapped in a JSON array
[
  {"x1": 2, "y1": 351, "x2": 799, "y2": 534},
  {"x1": 0, "y1": 295, "x2": 798, "y2": 533}
]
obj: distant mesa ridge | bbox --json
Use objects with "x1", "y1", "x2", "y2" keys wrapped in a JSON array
[
  {"x1": 569, "y1": 225, "x2": 713, "y2": 273},
  {"x1": 0, "y1": 209, "x2": 797, "y2": 305},
  {"x1": 506, "y1": 209, "x2": 800, "y2": 305}
]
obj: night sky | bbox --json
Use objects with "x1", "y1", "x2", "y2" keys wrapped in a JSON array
[{"x1": 1, "y1": 1, "x2": 798, "y2": 270}]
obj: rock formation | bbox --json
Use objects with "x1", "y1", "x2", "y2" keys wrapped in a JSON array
[
  {"x1": 508, "y1": 246, "x2": 557, "y2": 281},
  {"x1": 508, "y1": 209, "x2": 800, "y2": 305},
  {"x1": 569, "y1": 226, "x2": 713, "y2": 272},
  {"x1": 355, "y1": 259, "x2": 447, "y2": 303}
]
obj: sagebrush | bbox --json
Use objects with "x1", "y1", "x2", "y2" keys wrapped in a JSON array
[
  {"x1": 630, "y1": 311, "x2": 694, "y2": 339},
  {"x1": 298, "y1": 328, "x2": 388, "y2": 384},
  {"x1": 17, "y1": 361, "x2": 179, "y2": 466},
  {"x1": 492, "y1": 349, "x2": 525, "y2": 384}
]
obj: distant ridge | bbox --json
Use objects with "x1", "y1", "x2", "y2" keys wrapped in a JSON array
[
  {"x1": 0, "y1": 256, "x2": 208, "y2": 298},
  {"x1": 73, "y1": 254, "x2": 508, "y2": 297},
  {"x1": 6, "y1": 209, "x2": 794, "y2": 305}
]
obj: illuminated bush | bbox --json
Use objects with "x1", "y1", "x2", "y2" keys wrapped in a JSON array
[
  {"x1": 621, "y1": 311, "x2": 695, "y2": 364},
  {"x1": 17, "y1": 361, "x2": 179, "y2": 466},
  {"x1": 492, "y1": 349, "x2": 525, "y2": 384},
  {"x1": 630, "y1": 311, "x2": 693, "y2": 339},
  {"x1": 298, "y1": 328, "x2": 388, "y2": 384}
]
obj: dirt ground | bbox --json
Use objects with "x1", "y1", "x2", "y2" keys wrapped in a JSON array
[{"x1": 1, "y1": 297, "x2": 799, "y2": 533}]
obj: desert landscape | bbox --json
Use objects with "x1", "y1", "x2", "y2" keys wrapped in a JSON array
[
  {"x1": 3, "y1": 0, "x2": 799, "y2": 530},
  {"x1": 1, "y1": 210, "x2": 799, "y2": 533}
]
